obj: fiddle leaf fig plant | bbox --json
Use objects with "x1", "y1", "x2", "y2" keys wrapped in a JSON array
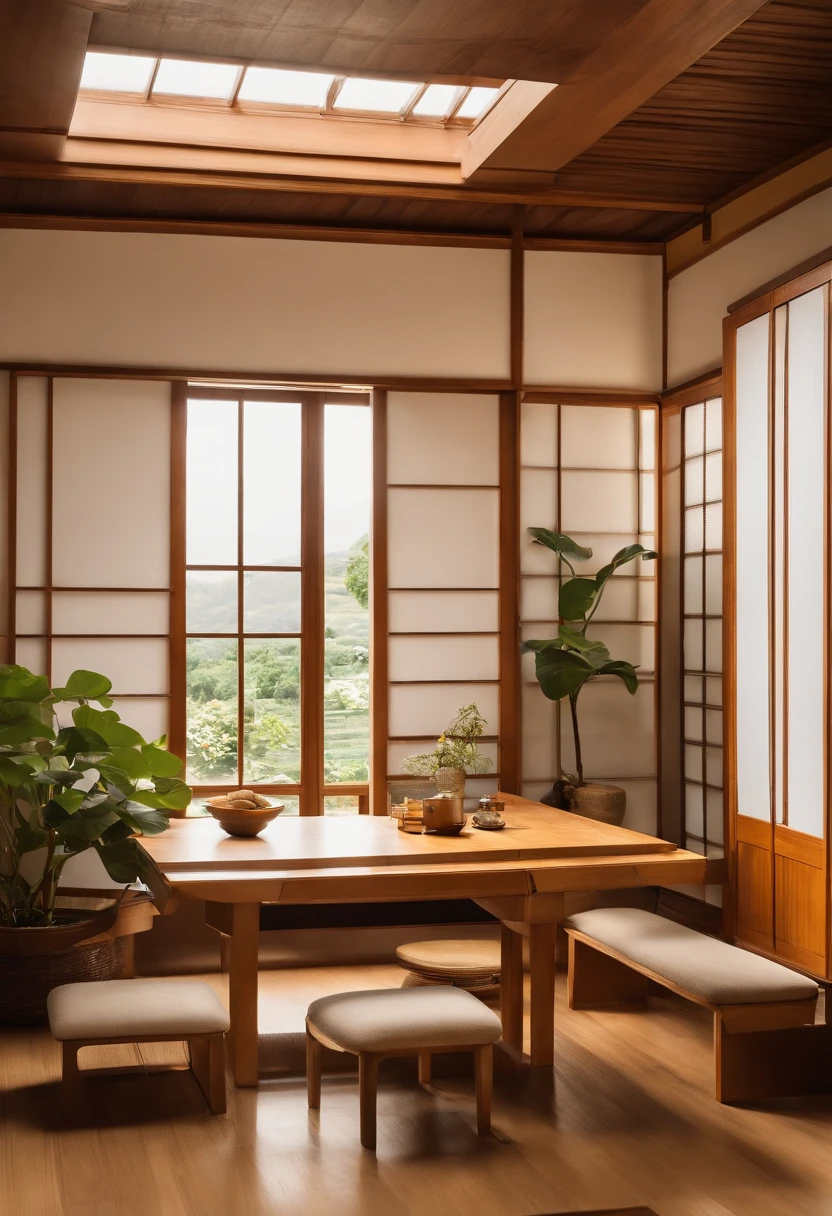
[
  {"x1": 523, "y1": 529, "x2": 656, "y2": 789},
  {"x1": 0, "y1": 665, "x2": 191, "y2": 927}
]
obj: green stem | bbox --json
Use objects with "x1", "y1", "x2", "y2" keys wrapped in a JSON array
[{"x1": 569, "y1": 694, "x2": 584, "y2": 787}]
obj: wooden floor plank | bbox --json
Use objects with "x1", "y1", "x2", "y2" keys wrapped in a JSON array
[{"x1": 3, "y1": 966, "x2": 832, "y2": 1216}]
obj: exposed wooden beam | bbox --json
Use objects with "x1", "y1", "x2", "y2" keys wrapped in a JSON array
[
  {"x1": 0, "y1": 151, "x2": 703, "y2": 214},
  {"x1": 462, "y1": 0, "x2": 771, "y2": 178},
  {"x1": 0, "y1": 0, "x2": 92, "y2": 159}
]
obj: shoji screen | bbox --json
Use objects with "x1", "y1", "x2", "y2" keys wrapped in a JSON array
[
  {"x1": 10, "y1": 376, "x2": 172, "y2": 745},
  {"x1": 729, "y1": 279, "x2": 830, "y2": 975},
  {"x1": 518, "y1": 402, "x2": 658, "y2": 833},
  {"x1": 383, "y1": 392, "x2": 502, "y2": 806},
  {"x1": 681, "y1": 395, "x2": 724, "y2": 904}
]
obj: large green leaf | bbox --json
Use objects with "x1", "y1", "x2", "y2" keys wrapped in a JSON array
[
  {"x1": 117, "y1": 803, "x2": 170, "y2": 836},
  {"x1": 0, "y1": 712, "x2": 54, "y2": 744},
  {"x1": 141, "y1": 743, "x2": 183, "y2": 778},
  {"x1": 52, "y1": 788, "x2": 87, "y2": 815},
  {"x1": 0, "y1": 666, "x2": 51, "y2": 703},
  {"x1": 533, "y1": 648, "x2": 594, "y2": 702},
  {"x1": 56, "y1": 726, "x2": 110, "y2": 762},
  {"x1": 57, "y1": 805, "x2": 120, "y2": 843},
  {"x1": 131, "y1": 776, "x2": 192, "y2": 812},
  {"x1": 557, "y1": 626, "x2": 611, "y2": 668},
  {"x1": 94, "y1": 839, "x2": 173, "y2": 912},
  {"x1": 13, "y1": 806, "x2": 48, "y2": 854},
  {"x1": 52, "y1": 669, "x2": 113, "y2": 702},
  {"x1": 558, "y1": 577, "x2": 597, "y2": 622},
  {"x1": 73, "y1": 704, "x2": 145, "y2": 747},
  {"x1": 528, "y1": 529, "x2": 592, "y2": 563},
  {"x1": 98, "y1": 745, "x2": 151, "y2": 782},
  {"x1": 594, "y1": 544, "x2": 657, "y2": 593},
  {"x1": 596, "y1": 659, "x2": 640, "y2": 694}
]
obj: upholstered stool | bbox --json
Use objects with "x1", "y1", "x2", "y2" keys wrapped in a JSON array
[
  {"x1": 47, "y1": 978, "x2": 230, "y2": 1116},
  {"x1": 395, "y1": 939, "x2": 501, "y2": 999},
  {"x1": 306, "y1": 986, "x2": 502, "y2": 1150}
]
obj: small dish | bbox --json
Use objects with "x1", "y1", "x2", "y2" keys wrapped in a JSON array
[
  {"x1": 206, "y1": 800, "x2": 284, "y2": 838},
  {"x1": 472, "y1": 814, "x2": 506, "y2": 831}
]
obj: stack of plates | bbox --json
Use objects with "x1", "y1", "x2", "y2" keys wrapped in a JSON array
[{"x1": 395, "y1": 939, "x2": 501, "y2": 1001}]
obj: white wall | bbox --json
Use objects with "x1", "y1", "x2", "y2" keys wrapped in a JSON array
[
  {"x1": 667, "y1": 186, "x2": 832, "y2": 385},
  {"x1": 524, "y1": 251, "x2": 663, "y2": 389},
  {"x1": 0, "y1": 229, "x2": 511, "y2": 380}
]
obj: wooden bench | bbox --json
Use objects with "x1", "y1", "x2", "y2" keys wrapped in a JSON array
[{"x1": 564, "y1": 908, "x2": 832, "y2": 1104}]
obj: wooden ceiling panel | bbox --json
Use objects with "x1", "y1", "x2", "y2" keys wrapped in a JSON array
[
  {"x1": 89, "y1": 0, "x2": 650, "y2": 83},
  {"x1": 554, "y1": 0, "x2": 832, "y2": 206}
]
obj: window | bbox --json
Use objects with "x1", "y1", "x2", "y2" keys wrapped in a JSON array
[
  {"x1": 78, "y1": 50, "x2": 505, "y2": 127},
  {"x1": 182, "y1": 388, "x2": 371, "y2": 815}
]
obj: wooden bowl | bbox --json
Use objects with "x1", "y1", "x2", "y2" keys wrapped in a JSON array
[{"x1": 206, "y1": 801, "x2": 284, "y2": 838}]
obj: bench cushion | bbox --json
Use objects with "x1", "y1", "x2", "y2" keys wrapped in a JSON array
[
  {"x1": 47, "y1": 979, "x2": 230, "y2": 1041},
  {"x1": 307, "y1": 986, "x2": 502, "y2": 1053},
  {"x1": 565, "y1": 908, "x2": 819, "y2": 1006}
]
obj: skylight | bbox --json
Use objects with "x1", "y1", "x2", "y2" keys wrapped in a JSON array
[
  {"x1": 78, "y1": 50, "x2": 506, "y2": 128},
  {"x1": 238, "y1": 67, "x2": 334, "y2": 108},
  {"x1": 456, "y1": 86, "x2": 500, "y2": 119},
  {"x1": 334, "y1": 77, "x2": 421, "y2": 114},
  {"x1": 79, "y1": 51, "x2": 156, "y2": 94},
  {"x1": 412, "y1": 84, "x2": 461, "y2": 118},
  {"x1": 152, "y1": 58, "x2": 240, "y2": 100}
]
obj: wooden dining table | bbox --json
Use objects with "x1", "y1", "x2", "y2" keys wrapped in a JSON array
[{"x1": 140, "y1": 793, "x2": 707, "y2": 1086}]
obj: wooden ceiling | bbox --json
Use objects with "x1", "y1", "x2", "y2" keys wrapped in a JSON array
[
  {"x1": 0, "y1": 0, "x2": 830, "y2": 244},
  {"x1": 89, "y1": 0, "x2": 649, "y2": 84},
  {"x1": 553, "y1": 0, "x2": 832, "y2": 206}
]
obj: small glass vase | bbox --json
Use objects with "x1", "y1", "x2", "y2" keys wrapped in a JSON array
[{"x1": 434, "y1": 766, "x2": 466, "y2": 797}]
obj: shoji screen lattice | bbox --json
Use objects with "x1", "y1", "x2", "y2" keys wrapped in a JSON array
[
  {"x1": 381, "y1": 392, "x2": 503, "y2": 806},
  {"x1": 681, "y1": 395, "x2": 724, "y2": 906},
  {"x1": 728, "y1": 275, "x2": 830, "y2": 977},
  {"x1": 10, "y1": 376, "x2": 172, "y2": 745},
  {"x1": 518, "y1": 402, "x2": 658, "y2": 833}
]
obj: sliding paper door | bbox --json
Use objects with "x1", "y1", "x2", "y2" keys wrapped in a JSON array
[
  {"x1": 11, "y1": 376, "x2": 173, "y2": 745},
  {"x1": 378, "y1": 391, "x2": 506, "y2": 809},
  {"x1": 729, "y1": 281, "x2": 830, "y2": 974}
]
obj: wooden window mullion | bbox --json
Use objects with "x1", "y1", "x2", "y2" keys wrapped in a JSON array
[{"x1": 300, "y1": 392, "x2": 325, "y2": 815}]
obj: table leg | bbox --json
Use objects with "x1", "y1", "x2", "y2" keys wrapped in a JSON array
[
  {"x1": 528, "y1": 921, "x2": 557, "y2": 1067},
  {"x1": 500, "y1": 922, "x2": 524, "y2": 1053},
  {"x1": 228, "y1": 902, "x2": 261, "y2": 1087}
]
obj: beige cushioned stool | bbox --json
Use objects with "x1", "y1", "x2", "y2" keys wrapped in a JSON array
[
  {"x1": 306, "y1": 986, "x2": 502, "y2": 1149},
  {"x1": 48, "y1": 978, "x2": 230, "y2": 1116}
]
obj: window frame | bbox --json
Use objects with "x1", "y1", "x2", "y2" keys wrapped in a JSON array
[{"x1": 173, "y1": 384, "x2": 371, "y2": 815}]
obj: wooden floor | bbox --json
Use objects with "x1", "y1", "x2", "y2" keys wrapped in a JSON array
[{"x1": 3, "y1": 965, "x2": 832, "y2": 1216}]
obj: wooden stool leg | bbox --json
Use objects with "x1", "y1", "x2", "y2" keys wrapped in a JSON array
[
  {"x1": 62, "y1": 1042, "x2": 82, "y2": 1119},
  {"x1": 474, "y1": 1044, "x2": 492, "y2": 1136},
  {"x1": 358, "y1": 1053, "x2": 380, "y2": 1151},
  {"x1": 306, "y1": 1029, "x2": 322, "y2": 1109},
  {"x1": 207, "y1": 1034, "x2": 227, "y2": 1114},
  {"x1": 418, "y1": 1053, "x2": 431, "y2": 1085}
]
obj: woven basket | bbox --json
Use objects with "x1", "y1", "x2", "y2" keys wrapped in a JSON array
[
  {"x1": 570, "y1": 782, "x2": 627, "y2": 826},
  {"x1": 0, "y1": 934, "x2": 124, "y2": 1025}
]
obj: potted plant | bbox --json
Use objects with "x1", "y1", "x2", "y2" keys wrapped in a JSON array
[
  {"x1": 0, "y1": 664, "x2": 191, "y2": 1022},
  {"x1": 402, "y1": 703, "x2": 492, "y2": 797},
  {"x1": 523, "y1": 530, "x2": 656, "y2": 825}
]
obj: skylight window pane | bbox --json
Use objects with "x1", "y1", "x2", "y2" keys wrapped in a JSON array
[
  {"x1": 153, "y1": 58, "x2": 240, "y2": 100},
  {"x1": 412, "y1": 84, "x2": 460, "y2": 117},
  {"x1": 456, "y1": 86, "x2": 500, "y2": 119},
  {"x1": 238, "y1": 66, "x2": 334, "y2": 107},
  {"x1": 80, "y1": 52, "x2": 157, "y2": 94},
  {"x1": 334, "y1": 77, "x2": 421, "y2": 113}
]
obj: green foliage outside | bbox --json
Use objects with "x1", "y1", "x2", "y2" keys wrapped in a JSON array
[
  {"x1": 344, "y1": 534, "x2": 369, "y2": 611},
  {"x1": 186, "y1": 543, "x2": 370, "y2": 791}
]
